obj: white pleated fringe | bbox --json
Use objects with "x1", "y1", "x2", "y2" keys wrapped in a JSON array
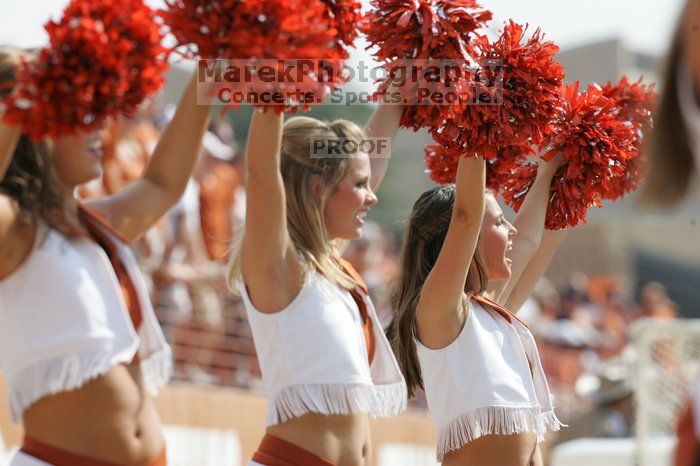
[
  {"x1": 8, "y1": 349, "x2": 131, "y2": 423},
  {"x1": 8, "y1": 346, "x2": 172, "y2": 423},
  {"x1": 266, "y1": 381, "x2": 407, "y2": 426},
  {"x1": 436, "y1": 405, "x2": 566, "y2": 461},
  {"x1": 140, "y1": 348, "x2": 173, "y2": 396}
]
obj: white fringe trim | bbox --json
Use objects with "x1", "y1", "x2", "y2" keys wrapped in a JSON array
[
  {"x1": 140, "y1": 348, "x2": 173, "y2": 396},
  {"x1": 8, "y1": 348, "x2": 135, "y2": 423},
  {"x1": 266, "y1": 381, "x2": 407, "y2": 426},
  {"x1": 8, "y1": 346, "x2": 173, "y2": 424},
  {"x1": 436, "y1": 405, "x2": 566, "y2": 461},
  {"x1": 540, "y1": 409, "x2": 567, "y2": 436}
]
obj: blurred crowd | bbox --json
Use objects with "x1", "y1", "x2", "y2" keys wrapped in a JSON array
[{"x1": 82, "y1": 107, "x2": 682, "y2": 445}]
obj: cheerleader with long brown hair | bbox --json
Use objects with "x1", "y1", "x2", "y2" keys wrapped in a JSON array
[
  {"x1": 391, "y1": 151, "x2": 567, "y2": 466},
  {"x1": 0, "y1": 46, "x2": 213, "y2": 465}
]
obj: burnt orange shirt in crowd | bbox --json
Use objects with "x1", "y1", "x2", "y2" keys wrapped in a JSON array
[{"x1": 198, "y1": 161, "x2": 242, "y2": 261}]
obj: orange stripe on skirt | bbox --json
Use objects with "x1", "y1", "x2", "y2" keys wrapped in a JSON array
[{"x1": 251, "y1": 434, "x2": 335, "y2": 466}]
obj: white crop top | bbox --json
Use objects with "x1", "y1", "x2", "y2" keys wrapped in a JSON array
[
  {"x1": 416, "y1": 296, "x2": 564, "y2": 461},
  {"x1": 0, "y1": 218, "x2": 172, "y2": 423},
  {"x1": 239, "y1": 265, "x2": 407, "y2": 426}
]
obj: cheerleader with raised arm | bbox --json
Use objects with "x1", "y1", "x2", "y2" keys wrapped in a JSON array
[
  {"x1": 226, "y1": 98, "x2": 407, "y2": 466},
  {"x1": 391, "y1": 151, "x2": 567, "y2": 466},
  {"x1": 0, "y1": 47, "x2": 214, "y2": 465}
]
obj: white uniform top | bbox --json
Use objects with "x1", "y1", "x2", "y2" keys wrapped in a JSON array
[
  {"x1": 0, "y1": 223, "x2": 172, "y2": 423},
  {"x1": 416, "y1": 297, "x2": 564, "y2": 461},
  {"x1": 239, "y1": 267, "x2": 406, "y2": 427}
]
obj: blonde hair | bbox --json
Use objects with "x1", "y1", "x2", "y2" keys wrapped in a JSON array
[{"x1": 227, "y1": 116, "x2": 368, "y2": 292}]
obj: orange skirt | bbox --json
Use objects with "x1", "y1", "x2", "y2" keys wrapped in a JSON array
[
  {"x1": 251, "y1": 434, "x2": 335, "y2": 466},
  {"x1": 21, "y1": 436, "x2": 167, "y2": 466}
]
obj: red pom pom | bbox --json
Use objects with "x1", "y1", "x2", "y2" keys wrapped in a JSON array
[
  {"x1": 363, "y1": 0, "x2": 492, "y2": 61},
  {"x1": 486, "y1": 145, "x2": 534, "y2": 193},
  {"x1": 597, "y1": 154, "x2": 646, "y2": 201},
  {"x1": 545, "y1": 82, "x2": 636, "y2": 181},
  {"x1": 364, "y1": 0, "x2": 492, "y2": 131},
  {"x1": 424, "y1": 143, "x2": 531, "y2": 192},
  {"x1": 161, "y1": 0, "x2": 353, "y2": 113},
  {"x1": 162, "y1": 0, "x2": 342, "y2": 58},
  {"x1": 502, "y1": 162, "x2": 602, "y2": 230},
  {"x1": 501, "y1": 162, "x2": 537, "y2": 211},
  {"x1": 371, "y1": 61, "x2": 476, "y2": 132},
  {"x1": 502, "y1": 82, "x2": 639, "y2": 229},
  {"x1": 424, "y1": 144, "x2": 458, "y2": 184},
  {"x1": 431, "y1": 21, "x2": 564, "y2": 159},
  {"x1": 597, "y1": 76, "x2": 657, "y2": 200},
  {"x1": 600, "y1": 76, "x2": 656, "y2": 134},
  {"x1": 2, "y1": 0, "x2": 167, "y2": 139},
  {"x1": 324, "y1": 0, "x2": 364, "y2": 52}
]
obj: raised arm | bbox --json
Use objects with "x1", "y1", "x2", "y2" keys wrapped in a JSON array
[
  {"x1": 416, "y1": 156, "x2": 486, "y2": 349},
  {"x1": 364, "y1": 99, "x2": 402, "y2": 192},
  {"x1": 490, "y1": 152, "x2": 563, "y2": 304},
  {"x1": 86, "y1": 70, "x2": 211, "y2": 243},
  {"x1": 240, "y1": 110, "x2": 303, "y2": 313},
  {"x1": 364, "y1": 72, "x2": 405, "y2": 192},
  {"x1": 503, "y1": 229, "x2": 568, "y2": 312}
]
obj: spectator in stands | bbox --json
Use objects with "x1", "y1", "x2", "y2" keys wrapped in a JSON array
[
  {"x1": 638, "y1": 281, "x2": 679, "y2": 321},
  {"x1": 197, "y1": 128, "x2": 243, "y2": 262},
  {"x1": 342, "y1": 220, "x2": 399, "y2": 327},
  {"x1": 552, "y1": 352, "x2": 635, "y2": 446},
  {"x1": 100, "y1": 115, "x2": 158, "y2": 195}
]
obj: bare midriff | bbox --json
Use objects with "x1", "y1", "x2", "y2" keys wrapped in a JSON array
[
  {"x1": 442, "y1": 432, "x2": 540, "y2": 466},
  {"x1": 266, "y1": 412, "x2": 371, "y2": 466},
  {"x1": 22, "y1": 362, "x2": 164, "y2": 465}
]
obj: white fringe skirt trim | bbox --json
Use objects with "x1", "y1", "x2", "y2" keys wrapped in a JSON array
[
  {"x1": 140, "y1": 348, "x2": 173, "y2": 396},
  {"x1": 265, "y1": 381, "x2": 407, "y2": 426},
  {"x1": 435, "y1": 405, "x2": 566, "y2": 461},
  {"x1": 8, "y1": 345, "x2": 172, "y2": 423}
]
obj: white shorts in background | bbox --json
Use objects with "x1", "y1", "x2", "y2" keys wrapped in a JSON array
[{"x1": 7, "y1": 450, "x2": 52, "y2": 466}]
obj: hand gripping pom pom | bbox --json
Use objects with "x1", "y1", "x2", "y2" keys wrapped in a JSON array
[
  {"x1": 502, "y1": 82, "x2": 637, "y2": 230},
  {"x1": 2, "y1": 0, "x2": 168, "y2": 139},
  {"x1": 502, "y1": 162, "x2": 602, "y2": 230}
]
